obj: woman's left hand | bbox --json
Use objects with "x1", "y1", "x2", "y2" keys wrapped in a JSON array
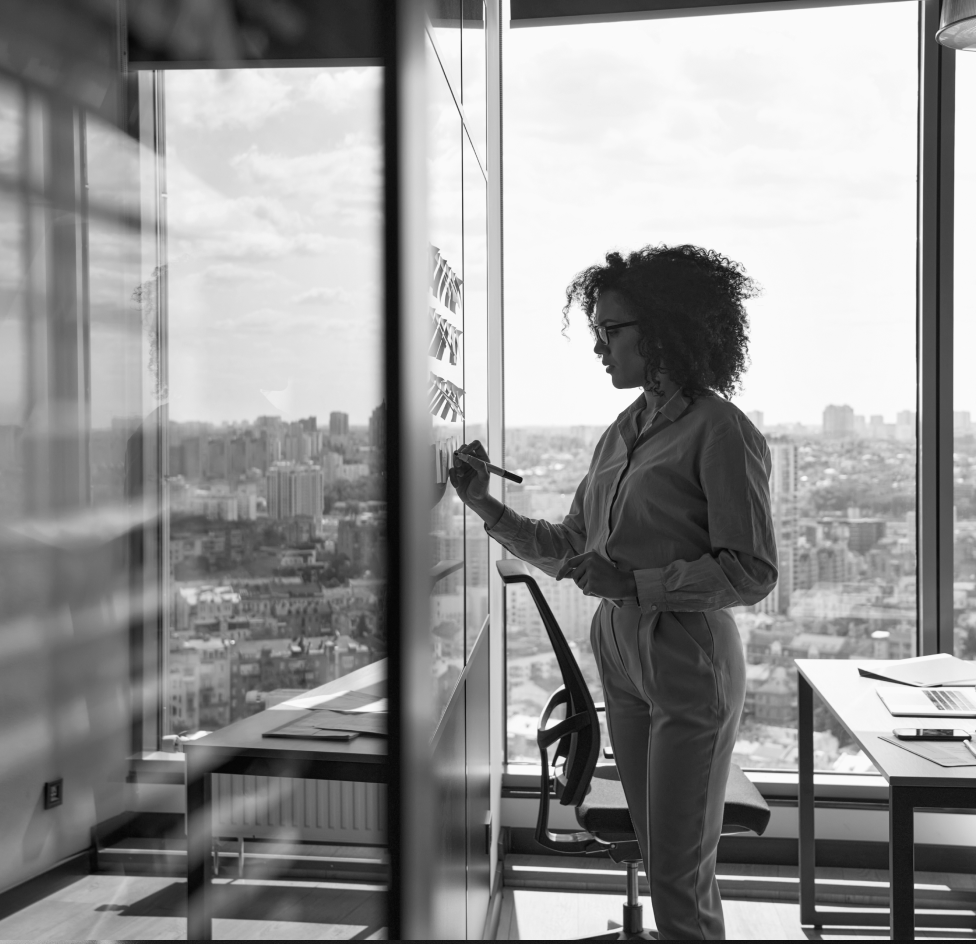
[{"x1": 556, "y1": 551, "x2": 638, "y2": 599}]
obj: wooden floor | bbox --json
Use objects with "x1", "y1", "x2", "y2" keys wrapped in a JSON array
[
  {"x1": 0, "y1": 874, "x2": 387, "y2": 940},
  {"x1": 496, "y1": 888, "x2": 976, "y2": 940},
  {"x1": 3, "y1": 868, "x2": 976, "y2": 940}
]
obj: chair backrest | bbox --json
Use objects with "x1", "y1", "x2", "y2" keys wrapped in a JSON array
[{"x1": 497, "y1": 559, "x2": 600, "y2": 808}]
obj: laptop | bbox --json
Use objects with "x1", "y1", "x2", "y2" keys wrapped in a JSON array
[{"x1": 876, "y1": 684, "x2": 976, "y2": 718}]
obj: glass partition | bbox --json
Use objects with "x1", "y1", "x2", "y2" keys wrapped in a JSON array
[
  {"x1": 462, "y1": 0, "x2": 488, "y2": 163},
  {"x1": 426, "y1": 6, "x2": 492, "y2": 723},
  {"x1": 463, "y1": 135, "x2": 489, "y2": 659},
  {"x1": 504, "y1": 2, "x2": 920, "y2": 770},
  {"x1": 160, "y1": 67, "x2": 386, "y2": 736},
  {"x1": 0, "y1": 53, "x2": 157, "y2": 853},
  {"x1": 428, "y1": 31, "x2": 467, "y2": 720}
]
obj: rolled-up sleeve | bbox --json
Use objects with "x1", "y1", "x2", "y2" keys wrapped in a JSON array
[
  {"x1": 633, "y1": 421, "x2": 778, "y2": 614},
  {"x1": 486, "y1": 474, "x2": 588, "y2": 579}
]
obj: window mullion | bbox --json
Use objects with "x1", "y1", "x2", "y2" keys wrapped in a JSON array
[{"x1": 917, "y1": 0, "x2": 955, "y2": 656}]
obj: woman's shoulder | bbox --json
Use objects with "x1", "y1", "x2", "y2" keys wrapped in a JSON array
[{"x1": 687, "y1": 394, "x2": 766, "y2": 442}]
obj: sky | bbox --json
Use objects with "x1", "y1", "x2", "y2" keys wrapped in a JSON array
[
  {"x1": 164, "y1": 67, "x2": 384, "y2": 426},
  {"x1": 504, "y1": 1, "x2": 928, "y2": 428},
  {"x1": 153, "y1": 10, "x2": 976, "y2": 431}
]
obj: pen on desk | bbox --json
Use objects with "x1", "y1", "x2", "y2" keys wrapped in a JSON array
[
  {"x1": 454, "y1": 452, "x2": 523, "y2": 484},
  {"x1": 964, "y1": 738, "x2": 976, "y2": 760}
]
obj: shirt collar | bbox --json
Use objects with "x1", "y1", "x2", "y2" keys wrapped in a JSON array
[
  {"x1": 656, "y1": 388, "x2": 691, "y2": 423},
  {"x1": 617, "y1": 389, "x2": 691, "y2": 449}
]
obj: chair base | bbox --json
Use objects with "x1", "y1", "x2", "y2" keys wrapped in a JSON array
[
  {"x1": 584, "y1": 928, "x2": 657, "y2": 940},
  {"x1": 580, "y1": 903, "x2": 657, "y2": 939}
]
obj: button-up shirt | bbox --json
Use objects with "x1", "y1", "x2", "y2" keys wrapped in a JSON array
[{"x1": 487, "y1": 390, "x2": 778, "y2": 615}]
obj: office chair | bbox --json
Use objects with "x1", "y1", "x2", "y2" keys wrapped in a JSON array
[{"x1": 497, "y1": 559, "x2": 770, "y2": 941}]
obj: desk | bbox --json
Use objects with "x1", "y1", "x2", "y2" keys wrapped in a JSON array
[
  {"x1": 185, "y1": 661, "x2": 388, "y2": 941},
  {"x1": 797, "y1": 659, "x2": 976, "y2": 940}
]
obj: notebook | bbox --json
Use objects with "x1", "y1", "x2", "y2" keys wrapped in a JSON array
[
  {"x1": 858, "y1": 653, "x2": 976, "y2": 688},
  {"x1": 876, "y1": 684, "x2": 976, "y2": 717},
  {"x1": 263, "y1": 708, "x2": 388, "y2": 741},
  {"x1": 879, "y1": 736, "x2": 976, "y2": 767}
]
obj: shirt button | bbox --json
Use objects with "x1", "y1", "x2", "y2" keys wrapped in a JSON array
[{"x1": 649, "y1": 605, "x2": 657, "y2": 611}]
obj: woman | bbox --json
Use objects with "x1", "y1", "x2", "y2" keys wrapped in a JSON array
[{"x1": 450, "y1": 244, "x2": 777, "y2": 940}]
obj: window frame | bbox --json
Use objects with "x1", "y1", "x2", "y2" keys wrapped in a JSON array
[{"x1": 498, "y1": 0, "x2": 958, "y2": 771}]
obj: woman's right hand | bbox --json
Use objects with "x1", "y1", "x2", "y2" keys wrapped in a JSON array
[{"x1": 449, "y1": 440, "x2": 492, "y2": 507}]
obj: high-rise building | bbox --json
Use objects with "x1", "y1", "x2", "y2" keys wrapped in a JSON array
[
  {"x1": 895, "y1": 410, "x2": 916, "y2": 443},
  {"x1": 823, "y1": 404, "x2": 854, "y2": 439},
  {"x1": 330, "y1": 412, "x2": 349, "y2": 437},
  {"x1": 266, "y1": 462, "x2": 325, "y2": 521},
  {"x1": 228, "y1": 436, "x2": 247, "y2": 481},
  {"x1": 758, "y1": 439, "x2": 797, "y2": 616},
  {"x1": 746, "y1": 410, "x2": 763, "y2": 432},
  {"x1": 245, "y1": 433, "x2": 269, "y2": 474},
  {"x1": 369, "y1": 401, "x2": 386, "y2": 470},
  {"x1": 283, "y1": 432, "x2": 312, "y2": 463},
  {"x1": 182, "y1": 437, "x2": 203, "y2": 480},
  {"x1": 846, "y1": 518, "x2": 886, "y2": 555},
  {"x1": 206, "y1": 437, "x2": 228, "y2": 480}
]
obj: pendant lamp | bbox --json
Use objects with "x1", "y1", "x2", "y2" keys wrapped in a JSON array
[{"x1": 937, "y1": 0, "x2": 976, "y2": 50}]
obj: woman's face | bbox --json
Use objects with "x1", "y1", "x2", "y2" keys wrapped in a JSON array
[{"x1": 592, "y1": 290, "x2": 647, "y2": 389}]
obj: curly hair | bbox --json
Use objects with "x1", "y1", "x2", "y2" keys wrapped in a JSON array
[{"x1": 563, "y1": 244, "x2": 760, "y2": 400}]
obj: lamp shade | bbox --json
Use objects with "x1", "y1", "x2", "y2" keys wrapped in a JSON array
[{"x1": 937, "y1": 0, "x2": 976, "y2": 50}]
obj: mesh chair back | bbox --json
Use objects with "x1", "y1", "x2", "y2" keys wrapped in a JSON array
[{"x1": 497, "y1": 559, "x2": 600, "y2": 807}]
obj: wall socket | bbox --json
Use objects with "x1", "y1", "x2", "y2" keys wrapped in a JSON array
[{"x1": 43, "y1": 779, "x2": 63, "y2": 810}]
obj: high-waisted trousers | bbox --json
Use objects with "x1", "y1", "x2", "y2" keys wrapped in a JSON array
[{"x1": 590, "y1": 601, "x2": 746, "y2": 940}]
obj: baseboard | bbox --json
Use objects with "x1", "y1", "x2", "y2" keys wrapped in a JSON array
[
  {"x1": 506, "y1": 827, "x2": 976, "y2": 874},
  {"x1": 718, "y1": 836, "x2": 976, "y2": 873},
  {"x1": 0, "y1": 852, "x2": 90, "y2": 922},
  {"x1": 482, "y1": 857, "x2": 505, "y2": 939},
  {"x1": 502, "y1": 853, "x2": 976, "y2": 910}
]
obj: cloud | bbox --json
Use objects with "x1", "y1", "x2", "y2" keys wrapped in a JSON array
[
  {"x1": 230, "y1": 136, "x2": 382, "y2": 227},
  {"x1": 305, "y1": 68, "x2": 382, "y2": 113},
  {"x1": 502, "y1": 3, "x2": 920, "y2": 426},
  {"x1": 164, "y1": 70, "x2": 295, "y2": 129},
  {"x1": 292, "y1": 287, "x2": 347, "y2": 306},
  {"x1": 202, "y1": 263, "x2": 284, "y2": 284}
]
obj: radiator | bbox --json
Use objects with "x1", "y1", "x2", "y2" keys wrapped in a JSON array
[{"x1": 213, "y1": 774, "x2": 387, "y2": 845}]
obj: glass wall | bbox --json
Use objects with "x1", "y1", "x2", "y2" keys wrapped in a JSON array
[
  {"x1": 954, "y1": 51, "x2": 976, "y2": 658},
  {"x1": 427, "y1": 0, "x2": 491, "y2": 723},
  {"x1": 159, "y1": 67, "x2": 386, "y2": 736},
  {"x1": 504, "y1": 2, "x2": 919, "y2": 770},
  {"x1": 0, "y1": 38, "x2": 159, "y2": 873}
]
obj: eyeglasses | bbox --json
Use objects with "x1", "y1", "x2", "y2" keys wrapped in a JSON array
[{"x1": 591, "y1": 320, "x2": 639, "y2": 345}]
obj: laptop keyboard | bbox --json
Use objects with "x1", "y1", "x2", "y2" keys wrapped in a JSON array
[{"x1": 925, "y1": 689, "x2": 976, "y2": 711}]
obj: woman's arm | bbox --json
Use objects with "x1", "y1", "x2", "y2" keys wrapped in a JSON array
[
  {"x1": 632, "y1": 420, "x2": 779, "y2": 614},
  {"x1": 451, "y1": 442, "x2": 589, "y2": 578}
]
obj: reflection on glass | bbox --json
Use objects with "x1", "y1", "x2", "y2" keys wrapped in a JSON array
[
  {"x1": 0, "y1": 78, "x2": 21, "y2": 177},
  {"x1": 161, "y1": 67, "x2": 385, "y2": 736},
  {"x1": 0, "y1": 56, "x2": 148, "y2": 843},
  {"x1": 428, "y1": 36, "x2": 466, "y2": 721},
  {"x1": 504, "y1": 4, "x2": 919, "y2": 771},
  {"x1": 427, "y1": 0, "x2": 462, "y2": 100},
  {"x1": 0, "y1": 190, "x2": 24, "y2": 521},
  {"x1": 461, "y1": 0, "x2": 487, "y2": 163},
  {"x1": 86, "y1": 112, "x2": 141, "y2": 220},
  {"x1": 954, "y1": 54, "x2": 976, "y2": 661},
  {"x1": 463, "y1": 137, "x2": 488, "y2": 657}
]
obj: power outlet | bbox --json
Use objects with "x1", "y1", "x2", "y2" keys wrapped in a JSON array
[{"x1": 43, "y1": 779, "x2": 63, "y2": 810}]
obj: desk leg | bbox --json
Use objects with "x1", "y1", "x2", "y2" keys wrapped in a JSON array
[
  {"x1": 889, "y1": 786, "x2": 915, "y2": 941},
  {"x1": 186, "y1": 754, "x2": 212, "y2": 942},
  {"x1": 798, "y1": 673, "x2": 817, "y2": 926}
]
